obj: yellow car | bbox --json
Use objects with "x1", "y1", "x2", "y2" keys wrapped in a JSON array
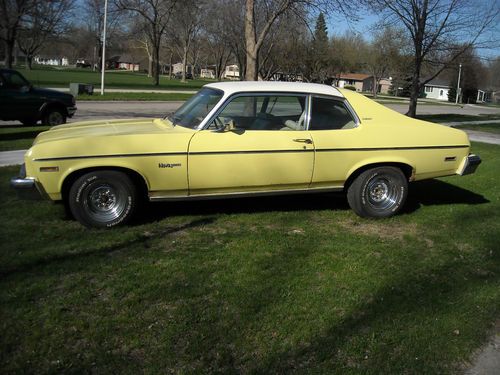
[{"x1": 11, "y1": 82, "x2": 481, "y2": 227}]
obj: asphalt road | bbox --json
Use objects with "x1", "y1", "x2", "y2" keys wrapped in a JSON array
[
  {"x1": 1, "y1": 101, "x2": 499, "y2": 126},
  {"x1": 70, "y1": 101, "x2": 499, "y2": 123},
  {"x1": 67, "y1": 101, "x2": 184, "y2": 123}
]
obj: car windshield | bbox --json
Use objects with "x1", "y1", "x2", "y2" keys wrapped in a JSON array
[{"x1": 166, "y1": 87, "x2": 223, "y2": 129}]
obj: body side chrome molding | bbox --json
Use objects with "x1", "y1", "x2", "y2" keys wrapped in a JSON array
[{"x1": 149, "y1": 185, "x2": 344, "y2": 202}]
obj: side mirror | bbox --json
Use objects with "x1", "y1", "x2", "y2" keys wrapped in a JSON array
[
  {"x1": 222, "y1": 119, "x2": 236, "y2": 132},
  {"x1": 213, "y1": 118, "x2": 236, "y2": 132},
  {"x1": 20, "y1": 85, "x2": 31, "y2": 93}
]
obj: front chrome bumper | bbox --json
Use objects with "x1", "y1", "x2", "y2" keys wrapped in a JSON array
[
  {"x1": 10, "y1": 164, "x2": 44, "y2": 200},
  {"x1": 67, "y1": 106, "x2": 77, "y2": 117},
  {"x1": 460, "y1": 154, "x2": 481, "y2": 176}
]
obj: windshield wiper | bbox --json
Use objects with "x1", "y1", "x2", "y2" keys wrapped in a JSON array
[{"x1": 165, "y1": 113, "x2": 181, "y2": 126}]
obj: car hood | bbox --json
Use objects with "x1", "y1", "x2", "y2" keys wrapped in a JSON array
[
  {"x1": 31, "y1": 87, "x2": 72, "y2": 99},
  {"x1": 33, "y1": 118, "x2": 186, "y2": 145}
]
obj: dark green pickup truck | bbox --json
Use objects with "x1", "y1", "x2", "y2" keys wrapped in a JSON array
[{"x1": 0, "y1": 69, "x2": 77, "y2": 126}]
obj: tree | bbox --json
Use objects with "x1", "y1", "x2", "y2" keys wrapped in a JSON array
[
  {"x1": 202, "y1": 0, "x2": 234, "y2": 80},
  {"x1": 83, "y1": 0, "x2": 123, "y2": 71},
  {"x1": 447, "y1": 48, "x2": 487, "y2": 104},
  {"x1": 310, "y1": 12, "x2": 329, "y2": 82},
  {"x1": 17, "y1": 0, "x2": 75, "y2": 70},
  {"x1": 169, "y1": 0, "x2": 203, "y2": 82},
  {"x1": 363, "y1": 26, "x2": 405, "y2": 97},
  {"x1": 244, "y1": 0, "x2": 357, "y2": 81},
  {"x1": 116, "y1": 0, "x2": 177, "y2": 86},
  {"x1": 0, "y1": 0, "x2": 32, "y2": 68},
  {"x1": 365, "y1": 0, "x2": 500, "y2": 117}
]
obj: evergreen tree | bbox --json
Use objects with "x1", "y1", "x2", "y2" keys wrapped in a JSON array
[{"x1": 311, "y1": 13, "x2": 329, "y2": 83}]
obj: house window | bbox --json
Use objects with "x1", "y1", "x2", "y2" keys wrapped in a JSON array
[
  {"x1": 440, "y1": 90, "x2": 444, "y2": 96},
  {"x1": 425, "y1": 86, "x2": 433, "y2": 93}
]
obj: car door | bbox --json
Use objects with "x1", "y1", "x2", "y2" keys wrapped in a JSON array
[
  {"x1": 307, "y1": 95, "x2": 361, "y2": 188},
  {"x1": 188, "y1": 93, "x2": 315, "y2": 195},
  {"x1": 0, "y1": 71, "x2": 39, "y2": 121}
]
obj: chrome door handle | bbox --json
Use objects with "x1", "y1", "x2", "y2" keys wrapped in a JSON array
[{"x1": 293, "y1": 138, "x2": 313, "y2": 144}]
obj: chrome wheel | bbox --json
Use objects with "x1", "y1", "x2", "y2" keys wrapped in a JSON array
[
  {"x1": 366, "y1": 176, "x2": 399, "y2": 211},
  {"x1": 347, "y1": 166, "x2": 408, "y2": 218},
  {"x1": 85, "y1": 184, "x2": 126, "y2": 223}
]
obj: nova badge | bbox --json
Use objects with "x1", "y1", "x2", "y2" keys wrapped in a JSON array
[{"x1": 158, "y1": 162, "x2": 181, "y2": 169}]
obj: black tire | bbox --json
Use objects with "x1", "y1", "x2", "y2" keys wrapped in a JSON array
[
  {"x1": 347, "y1": 166, "x2": 408, "y2": 218},
  {"x1": 42, "y1": 108, "x2": 66, "y2": 126},
  {"x1": 68, "y1": 171, "x2": 137, "y2": 228}
]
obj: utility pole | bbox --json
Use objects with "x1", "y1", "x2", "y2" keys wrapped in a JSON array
[
  {"x1": 455, "y1": 63, "x2": 462, "y2": 104},
  {"x1": 100, "y1": 0, "x2": 108, "y2": 96}
]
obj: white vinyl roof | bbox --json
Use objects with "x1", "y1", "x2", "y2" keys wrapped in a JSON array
[{"x1": 204, "y1": 81, "x2": 344, "y2": 98}]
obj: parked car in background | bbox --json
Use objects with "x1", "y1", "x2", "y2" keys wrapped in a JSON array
[
  {"x1": 174, "y1": 72, "x2": 193, "y2": 79},
  {"x1": 11, "y1": 81, "x2": 480, "y2": 228},
  {"x1": 0, "y1": 69, "x2": 76, "y2": 126}
]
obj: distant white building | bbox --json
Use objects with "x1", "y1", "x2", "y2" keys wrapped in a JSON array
[
  {"x1": 223, "y1": 64, "x2": 239, "y2": 80},
  {"x1": 423, "y1": 79, "x2": 450, "y2": 101},
  {"x1": 34, "y1": 56, "x2": 69, "y2": 66},
  {"x1": 200, "y1": 68, "x2": 215, "y2": 79},
  {"x1": 172, "y1": 63, "x2": 193, "y2": 75}
]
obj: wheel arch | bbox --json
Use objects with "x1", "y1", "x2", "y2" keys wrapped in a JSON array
[
  {"x1": 344, "y1": 161, "x2": 414, "y2": 192},
  {"x1": 39, "y1": 101, "x2": 68, "y2": 118},
  {"x1": 61, "y1": 166, "x2": 149, "y2": 203}
]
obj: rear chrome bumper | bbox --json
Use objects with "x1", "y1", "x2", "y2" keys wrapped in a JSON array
[{"x1": 460, "y1": 154, "x2": 481, "y2": 176}]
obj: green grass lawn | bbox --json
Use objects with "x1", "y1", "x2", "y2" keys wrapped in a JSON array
[
  {"x1": 15, "y1": 65, "x2": 211, "y2": 90},
  {"x1": 1, "y1": 142, "x2": 499, "y2": 373},
  {"x1": 0, "y1": 125, "x2": 50, "y2": 151},
  {"x1": 453, "y1": 123, "x2": 500, "y2": 135}
]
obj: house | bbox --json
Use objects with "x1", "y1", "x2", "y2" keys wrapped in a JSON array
[
  {"x1": 335, "y1": 73, "x2": 392, "y2": 94},
  {"x1": 34, "y1": 56, "x2": 69, "y2": 66},
  {"x1": 361, "y1": 77, "x2": 393, "y2": 94},
  {"x1": 423, "y1": 78, "x2": 450, "y2": 101},
  {"x1": 335, "y1": 73, "x2": 371, "y2": 92},
  {"x1": 172, "y1": 63, "x2": 193, "y2": 75},
  {"x1": 107, "y1": 55, "x2": 140, "y2": 71},
  {"x1": 223, "y1": 64, "x2": 239, "y2": 80}
]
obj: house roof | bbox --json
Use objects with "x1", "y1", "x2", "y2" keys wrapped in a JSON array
[
  {"x1": 205, "y1": 81, "x2": 343, "y2": 98},
  {"x1": 424, "y1": 78, "x2": 450, "y2": 88},
  {"x1": 339, "y1": 73, "x2": 371, "y2": 81},
  {"x1": 108, "y1": 54, "x2": 138, "y2": 63}
]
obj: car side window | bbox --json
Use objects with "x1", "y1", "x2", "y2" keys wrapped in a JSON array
[
  {"x1": 211, "y1": 94, "x2": 307, "y2": 131},
  {"x1": 1, "y1": 71, "x2": 29, "y2": 90},
  {"x1": 309, "y1": 97, "x2": 356, "y2": 130}
]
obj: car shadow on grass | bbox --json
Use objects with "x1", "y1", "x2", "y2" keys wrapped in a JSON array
[
  {"x1": 135, "y1": 179, "x2": 488, "y2": 224},
  {"x1": 403, "y1": 179, "x2": 489, "y2": 214},
  {"x1": 0, "y1": 217, "x2": 216, "y2": 279},
  {"x1": 133, "y1": 193, "x2": 351, "y2": 225}
]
